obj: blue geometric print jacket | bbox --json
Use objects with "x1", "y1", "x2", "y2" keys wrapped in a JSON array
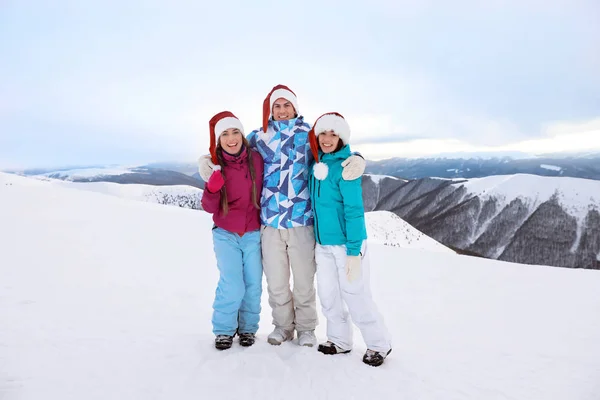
[{"x1": 247, "y1": 116, "x2": 314, "y2": 229}]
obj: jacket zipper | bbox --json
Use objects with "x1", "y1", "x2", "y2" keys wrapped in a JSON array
[{"x1": 312, "y1": 176, "x2": 321, "y2": 244}]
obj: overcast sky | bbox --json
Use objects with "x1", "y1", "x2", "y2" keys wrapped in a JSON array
[{"x1": 1, "y1": 0, "x2": 599, "y2": 168}]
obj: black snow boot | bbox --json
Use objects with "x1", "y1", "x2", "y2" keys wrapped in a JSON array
[
  {"x1": 317, "y1": 341, "x2": 351, "y2": 355},
  {"x1": 362, "y1": 348, "x2": 392, "y2": 367},
  {"x1": 215, "y1": 335, "x2": 234, "y2": 350},
  {"x1": 238, "y1": 333, "x2": 256, "y2": 347}
]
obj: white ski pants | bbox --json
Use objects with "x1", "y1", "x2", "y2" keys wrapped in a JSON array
[{"x1": 315, "y1": 242, "x2": 391, "y2": 353}]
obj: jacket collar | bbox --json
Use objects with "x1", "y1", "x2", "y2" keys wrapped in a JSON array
[
  {"x1": 270, "y1": 115, "x2": 305, "y2": 131},
  {"x1": 222, "y1": 145, "x2": 248, "y2": 165},
  {"x1": 320, "y1": 144, "x2": 351, "y2": 162}
]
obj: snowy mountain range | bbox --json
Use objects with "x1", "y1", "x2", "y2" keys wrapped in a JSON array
[
  {"x1": 363, "y1": 173, "x2": 600, "y2": 269},
  {"x1": 365, "y1": 154, "x2": 600, "y2": 181},
  {"x1": 1, "y1": 171, "x2": 599, "y2": 400},
  {"x1": 9, "y1": 151, "x2": 600, "y2": 186}
]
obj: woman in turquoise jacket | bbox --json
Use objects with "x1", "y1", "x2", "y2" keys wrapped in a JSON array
[{"x1": 308, "y1": 112, "x2": 392, "y2": 367}]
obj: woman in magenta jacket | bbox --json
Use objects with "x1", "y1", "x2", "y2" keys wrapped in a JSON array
[{"x1": 201, "y1": 111, "x2": 264, "y2": 351}]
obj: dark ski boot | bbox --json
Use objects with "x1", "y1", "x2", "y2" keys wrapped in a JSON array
[
  {"x1": 362, "y1": 348, "x2": 392, "y2": 367},
  {"x1": 317, "y1": 341, "x2": 351, "y2": 355},
  {"x1": 238, "y1": 333, "x2": 256, "y2": 347},
  {"x1": 215, "y1": 335, "x2": 233, "y2": 350}
]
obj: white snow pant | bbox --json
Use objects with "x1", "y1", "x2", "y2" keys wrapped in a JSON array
[
  {"x1": 315, "y1": 242, "x2": 391, "y2": 353},
  {"x1": 261, "y1": 225, "x2": 318, "y2": 332}
]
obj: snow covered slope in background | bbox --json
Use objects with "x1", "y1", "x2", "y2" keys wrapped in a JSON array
[
  {"x1": 25, "y1": 177, "x2": 447, "y2": 251},
  {"x1": 365, "y1": 211, "x2": 452, "y2": 253},
  {"x1": 459, "y1": 174, "x2": 600, "y2": 224},
  {"x1": 57, "y1": 182, "x2": 448, "y2": 252},
  {"x1": 54, "y1": 180, "x2": 202, "y2": 209},
  {"x1": 1, "y1": 173, "x2": 600, "y2": 400}
]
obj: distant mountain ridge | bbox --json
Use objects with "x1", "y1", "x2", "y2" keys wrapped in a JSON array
[
  {"x1": 365, "y1": 154, "x2": 600, "y2": 181},
  {"x1": 11, "y1": 166, "x2": 204, "y2": 189},
  {"x1": 8, "y1": 152, "x2": 600, "y2": 184}
]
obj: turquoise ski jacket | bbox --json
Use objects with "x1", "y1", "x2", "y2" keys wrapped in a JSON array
[{"x1": 308, "y1": 145, "x2": 367, "y2": 256}]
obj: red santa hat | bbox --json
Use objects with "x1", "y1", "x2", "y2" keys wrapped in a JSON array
[
  {"x1": 209, "y1": 111, "x2": 244, "y2": 165},
  {"x1": 262, "y1": 84, "x2": 299, "y2": 132},
  {"x1": 308, "y1": 112, "x2": 351, "y2": 180}
]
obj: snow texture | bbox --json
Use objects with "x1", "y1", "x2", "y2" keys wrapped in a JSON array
[{"x1": 1, "y1": 172, "x2": 600, "y2": 400}]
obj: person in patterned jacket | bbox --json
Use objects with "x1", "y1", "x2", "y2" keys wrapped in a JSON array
[{"x1": 198, "y1": 85, "x2": 366, "y2": 347}]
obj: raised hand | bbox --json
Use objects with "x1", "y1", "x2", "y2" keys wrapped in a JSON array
[{"x1": 206, "y1": 168, "x2": 225, "y2": 193}]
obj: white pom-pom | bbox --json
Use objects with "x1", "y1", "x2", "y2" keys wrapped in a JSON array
[
  {"x1": 313, "y1": 162, "x2": 329, "y2": 180},
  {"x1": 212, "y1": 165, "x2": 221, "y2": 172}
]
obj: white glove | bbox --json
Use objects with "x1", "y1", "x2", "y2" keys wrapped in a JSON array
[
  {"x1": 198, "y1": 155, "x2": 216, "y2": 182},
  {"x1": 345, "y1": 255, "x2": 361, "y2": 282},
  {"x1": 341, "y1": 155, "x2": 366, "y2": 181}
]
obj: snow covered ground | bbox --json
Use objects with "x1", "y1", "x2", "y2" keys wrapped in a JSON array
[{"x1": 2, "y1": 172, "x2": 600, "y2": 400}]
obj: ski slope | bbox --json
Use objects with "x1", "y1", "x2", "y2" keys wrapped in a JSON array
[{"x1": 1, "y1": 173, "x2": 600, "y2": 400}]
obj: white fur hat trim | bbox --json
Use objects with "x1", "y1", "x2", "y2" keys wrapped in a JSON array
[
  {"x1": 270, "y1": 88, "x2": 299, "y2": 115},
  {"x1": 215, "y1": 117, "x2": 244, "y2": 136},
  {"x1": 314, "y1": 114, "x2": 350, "y2": 145}
]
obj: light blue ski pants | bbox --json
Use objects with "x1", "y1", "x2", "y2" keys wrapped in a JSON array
[{"x1": 212, "y1": 227, "x2": 263, "y2": 336}]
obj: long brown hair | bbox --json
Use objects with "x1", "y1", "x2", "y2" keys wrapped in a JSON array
[{"x1": 215, "y1": 135, "x2": 261, "y2": 216}]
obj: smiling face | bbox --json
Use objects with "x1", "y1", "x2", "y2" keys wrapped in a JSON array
[
  {"x1": 219, "y1": 128, "x2": 243, "y2": 154},
  {"x1": 272, "y1": 98, "x2": 296, "y2": 121},
  {"x1": 318, "y1": 130, "x2": 341, "y2": 154}
]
